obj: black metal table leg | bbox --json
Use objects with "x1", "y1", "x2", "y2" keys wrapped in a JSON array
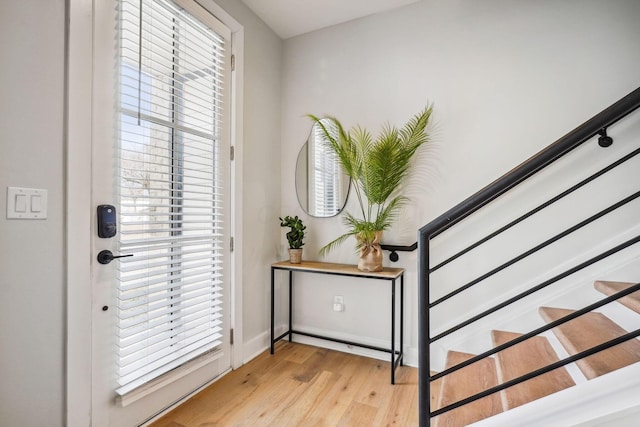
[
  {"x1": 400, "y1": 273, "x2": 404, "y2": 366},
  {"x1": 391, "y1": 277, "x2": 396, "y2": 384},
  {"x1": 270, "y1": 267, "x2": 275, "y2": 354},
  {"x1": 288, "y1": 271, "x2": 293, "y2": 342}
]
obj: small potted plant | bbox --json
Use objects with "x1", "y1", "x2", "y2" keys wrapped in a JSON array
[{"x1": 280, "y1": 215, "x2": 306, "y2": 264}]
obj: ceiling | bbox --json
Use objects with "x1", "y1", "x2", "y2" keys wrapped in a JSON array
[{"x1": 241, "y1": 0, "x2": 420, "y2": 39}]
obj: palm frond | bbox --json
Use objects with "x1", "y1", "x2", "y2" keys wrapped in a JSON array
[
  {"x1": 308, "y1": 115, "x2": 355, "y2": 176},
  {"x1": 318, "y1": 212, "x2": 370, "y2": 256},
  {"x1": 374, "y1": 196, "x2": 406, "y2": 230},
  {"x1": 309, "y1": 107, "x2": 433, "y2": 254},
  {"x1": 319, "y1": 231, "x2": 357, "y2": 257},
  {"x1": 399, "y1": 106, "x2": 433, "y2": 151}
]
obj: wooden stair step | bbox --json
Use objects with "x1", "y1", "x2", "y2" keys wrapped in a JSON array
[
  {"x1": 430, "y1": 371, "x2": 442, "y2": 427},
  {"x1": 594, "y1": 280, "x2": 640, "y2": 315},
  {"x1": 539, "y1": 307, "x2": 640, "y2": 379},
  {"x1": 491, "y1": 330, "x2": 575, "y2": 410},
  {"x1": 430, "y1": 371, "x2": 442, "y2": 412},
  {"x1": 434, "y1": 351, "x2": 503, "y2": 427}
]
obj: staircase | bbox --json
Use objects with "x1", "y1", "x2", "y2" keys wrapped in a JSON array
[
  {"x1": 419, "y1": 87, "x2": 640, "y2": 426},
  {"x1": 429, "y1": 281, "x2": 640, "y2": 426}
]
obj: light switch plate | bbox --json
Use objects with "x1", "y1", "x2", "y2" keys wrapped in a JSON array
[{"x1": 6, "y1": 187, "x2": 48, "y2": 219}]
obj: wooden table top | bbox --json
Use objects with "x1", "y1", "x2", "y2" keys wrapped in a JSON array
[{"x1": 272, "y1": 260, "x2": 404, "y2": 279}]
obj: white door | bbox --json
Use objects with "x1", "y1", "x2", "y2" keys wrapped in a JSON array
[{"x1": 91, "y1": 0, "x2": 233, "y2": 425}]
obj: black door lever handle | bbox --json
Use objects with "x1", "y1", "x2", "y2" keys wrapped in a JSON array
[{"x1": 97, "y1": 249, "x2": 134, "y2": 265}]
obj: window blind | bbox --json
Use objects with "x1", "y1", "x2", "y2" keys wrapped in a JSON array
[
  {"x1": 309, "y1": 122, "x2": 343, "y2": 216},
  {"x1": 116, "y1": 0, "x2": 230, "y2": 395}
]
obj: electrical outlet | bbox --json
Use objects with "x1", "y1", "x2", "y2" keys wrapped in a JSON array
[{"x1": 333, "y1": 296, "x2": 344, "y2": 312}]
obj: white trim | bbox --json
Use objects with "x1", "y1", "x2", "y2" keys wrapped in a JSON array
[
  {"x1": 194, "y1": 0, "x2": 247, "y2": 372},
  {"x1": 174, "y1": 0, "x2": 231, "y2": 39},
  {"x1": 290, "y1": 325, "x2": 411, "y2": 364},
  {"x1": 229, "y1": 26, "x2": 245, "y2": 370},
  {"x1": 194, "y1": 0, "x2": 242, "y2": 33},
  {"x1": 117, "y1": 349, "x2": 224, "y2": 408},
  {"x1": 242, "y1": 330, "x2": 271, "y2": 364},
  {"x1": 65, "y1": 0, "x2": 94, "y2": 426},
  {"x1": 242, "y1": 326, "x2": 288, "y2": 364}
]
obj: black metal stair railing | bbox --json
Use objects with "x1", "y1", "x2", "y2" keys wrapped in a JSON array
[{"x1": 418, "y1": 87, "x2": 640, "y2": 426}]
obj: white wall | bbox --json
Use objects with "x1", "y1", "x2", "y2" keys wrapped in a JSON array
[
  {"x1": 0, "y1": 0, "x2": 66, "y2": 426},
  {"x1": 1, "y1": 0, "x2": 638, "y2": 422},
  {"x1": 279, "y1": 0, "x2": 640, "y2": 365}
]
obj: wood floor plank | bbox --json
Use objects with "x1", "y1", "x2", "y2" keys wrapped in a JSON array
[
  {"x1": 284, "y1": 341, "x2": 319, "y2": 364},
  {"x1": 492, "y1": 330, "x2": 575, "y2": 409},
  {"x1": 408, "y1": 383, "x2": 420, "y2": 427},
  {"x1": 219, "y1": 373, "x2": 306, "y2": 425},
  {"x1": 337, "y1": 401, "x2": 377, "y2": 426},
  {"x1": 225, "y1": 346, "x2": 329, "y2": 426},
  {"x1": 269, "y1": 370, "x2": 338, "y2": 427},
  {"x1": 150, "y1": 342, "x2": 417, "y2": 427},
  {"x1": 155, "y1": 346, "x2": 305, "y2": 425},
  {"x1": 151, "y1": 351, "x2": 293, "y2": 425},
  {"x1": 539, "y1": 307, "x2": 640, "y2": 379},
  {"x1": 290, "y1": 346, "x2": 342, "y2": 383},
  {"x1": 434, "y1": 351, "x2": 503, "y2": 427},
  {"x1": 594, "y1": 280, "x2": 640, "y2": 315},
  {"x1": 299, "y1": 356, "x2": 378, "y2": 426},
  {"x1": 373, "y1": 366, "x2": 418, "y2": 426},
  {"x1": 354, "y1": 359, "x2": 395, "y2": 409}
]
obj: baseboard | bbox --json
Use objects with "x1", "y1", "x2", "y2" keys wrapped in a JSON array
[
  {"x1": 242, "y1": 325, "x2": 288, "y2": 364},
  {"x1": 243, "y1": 324, "x2": 418, "y2": 367}
]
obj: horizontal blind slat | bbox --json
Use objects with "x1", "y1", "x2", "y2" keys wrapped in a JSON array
[
  {"x1": 118, "y1": 320, "x2": 222, "y2": 367},
  {"x1": 118, "y1": 313, "x2": 222, "y2": 358},
  {"x1": 118, "y1": 331, "x2": 222, "y2": 380},
  {"x1": 118, "y1": 278, "x2": 223, "y2": 311},
  {"x1": 119, "y1": 304, "x2": 223, "y2": 345},
  {"x1": 118, "y1": 287, "x2": 223, "y2": 323}
]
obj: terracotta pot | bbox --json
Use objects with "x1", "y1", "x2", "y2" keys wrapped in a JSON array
[
  {"x1": 288, "y1": 248, "x2": 303, "y2": 264},
  {"x1": 357, "y1": 231, "x2": 383, "y2": 272}
]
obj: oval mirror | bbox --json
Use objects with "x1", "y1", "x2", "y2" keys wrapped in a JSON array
[{"x1": 295, "y1": 119, "x2": 350, "y2": 217}]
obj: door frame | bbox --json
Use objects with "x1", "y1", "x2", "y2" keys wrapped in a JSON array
[{"x1": 65, "y1": 1, "x2": 245, "y2": 425}]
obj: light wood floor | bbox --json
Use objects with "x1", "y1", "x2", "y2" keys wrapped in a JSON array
[{"x1": 150, "y1": 341, "x2": 418, "y2": 427}]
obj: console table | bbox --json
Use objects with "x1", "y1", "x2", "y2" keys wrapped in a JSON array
[{"x1": 270, "y1": 260, "x2": 405, "y2": 384}]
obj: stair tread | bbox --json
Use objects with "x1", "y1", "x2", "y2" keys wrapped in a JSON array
[
  {"x1": 594, "y1": 280, "x2": 640, "y2": 315},
  {"x1": 539, "y1": 307, "x2": 640, "y2": 379},
  {"x1": 492, "y1": 330, "x2": 575, "y2": 409},
  {"x1": 430, "y1": 371, "x2": 442, "y2": 412},
  {"x1": 435, "y1": 351, "x2": 503, "y2": 427}
]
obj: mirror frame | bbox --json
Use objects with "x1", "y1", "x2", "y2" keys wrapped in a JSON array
[{"x1": 295, "y1": 120, "x2": 350, "y2": 217}]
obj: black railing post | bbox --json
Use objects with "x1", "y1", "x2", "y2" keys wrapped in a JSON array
[{"x1": 418, "y1": 231, "x2": 430, "y2": 427}]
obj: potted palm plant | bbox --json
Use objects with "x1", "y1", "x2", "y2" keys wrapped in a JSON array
[
  {"x1": 309, "y1": 107, "x2": 432, "y2": 271},
  {"x1": 280, "y1": 215, "x2": 306, "y2": 264}
]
